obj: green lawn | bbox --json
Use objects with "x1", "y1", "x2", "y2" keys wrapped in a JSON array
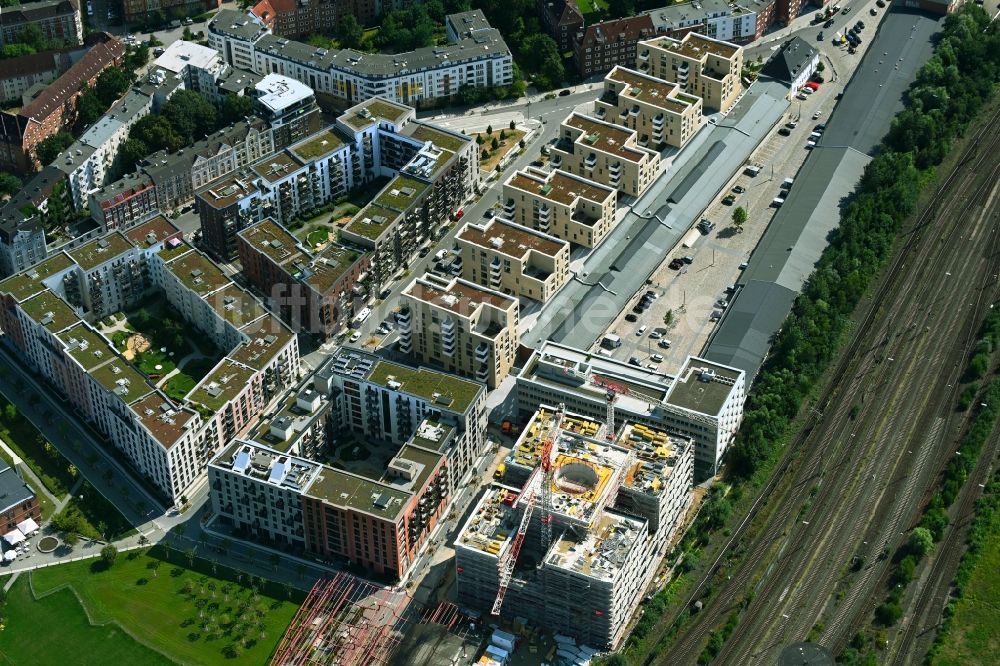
[
  {"x1": 52, "y1": 480, "x2": 134, "y2": 540},
  {"x1": 576, "y1": 0, "x2": 608, "y2": 22},
  {"x1": 27, "y1": 547, "x2": 300, "y2": 665},
  {"x1": 163, "y1": 373, "x2": 196, "y2": 402},
  {"x1": 306, "y1": 228, "x2": 329, "y2": 248},
  {"x1": 933, "y1": 503, "x2": 1000, "y2": 665},
  {"x1": 0, "y1": 395, "x2": 73, "y2": 497},
  {"x1": 0, "y1": 575, "x2": 175, "y2": 666},
  {"x1": 135, "y1": 349, "x2": 176, "y2": 377}
]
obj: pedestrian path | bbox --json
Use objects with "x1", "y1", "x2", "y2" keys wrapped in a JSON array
[{"x1": 0, "y1": 434, "x2": 61, "y2": 507}]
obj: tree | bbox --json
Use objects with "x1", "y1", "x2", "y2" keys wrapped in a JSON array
[
  {"x1": 519, "y1": 34, "x2": 564, "y2": 89},
  {"x1": 149, "y1": 559, "x2": 160, "y2": 577},
  {"x1": 490, "y1": 137, "x2": 500, "y2": 150},
  {"x1": 732, "y1": 206, "x2": 747, "y2": 231},
  {"x1": 100, "y1": 544, "x2": 119, "y2": 567},
  {"x1": 97, "y1": 521, "x2": 109, "y2": 540},
  {"x1": 129, "y1": 115, "x2": 183, "y2": 153},
  {"x1": 907, "y1": 527, "x2": 934, "y2": 559},
  {"x1": 67, "y1": 463, "x2": 77, "y2": 479},
  {"x1": 138, "y1": 534, "x2": 150, "y2": 550},
  {"x1": 817, "y1": 61, "x2": 826, "y2": 72},
  {"x1": 335, "y1": 14, "x2": 363, "y2": 49},
  {"x1": 3, "y1": 403, "x2": 16, "y2": 420},
  {"x1": 64, "y1": 532, "x2": 80, "y2": 547},
  {"x1": 160, "y1": 90, "x2": 217, "y2": 143},
  {"x1": 35, "y1": 131, "x2": 74, "y2": 166},
  {"x1": 119, "y1": 138, "x2": 149, "y2": 174},
  {"x1": 486, "y1": 124, "x2": 493, "y2": 135},
  {"x1": 875, "y1": 601, "x2": 902, "y2": 626},
  {"x1": 0, "y1": 171, "x2": 21, "y2": 198},
  {"x1": 96, "y1": 67, "x2": 132, "y2": 106},
  {"x1": 607, "y1": 0, "x2": 636, "y2": 19},
  {"x1": 44, "y1": 181, "x2": 69, "y2": 229},
  {"x1": 509, "y1": 119, "x2": 516, "y2": 130},
  {"x1": 1, "y1": 44, "x2": 36, "y2": 59},
  {"x1": 221, "y1": 95, "x2": 253, "y2": 125},
  {"x1": 124, "y1": 45, "x2": 150, "y2": 75}
]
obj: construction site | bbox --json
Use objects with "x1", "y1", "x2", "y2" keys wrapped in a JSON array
[{"x1": 454, "y1": 404, "x2": 695, "y2": 649}]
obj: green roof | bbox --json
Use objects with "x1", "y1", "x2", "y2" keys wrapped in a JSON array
[
  {"x1": 252, "y1": 151, "x2": 301, "y2": 183},
  {"x1": 211, "y1": 284, "x2": 267, "y2": 328},
  {"x1": 367, "y1": 360, "x2": 483, "y2": 414},
  {"x1": 167, "y1": 251, "x2": 229, "y2": 297},
  {"x1": 20, "y1": 291, "x2": 79, "y2": 333},
  {"x1": 301, "y1": 245, "x2": 364, "y2": 293},
  {"x1": 409, "y1": 420, "x2": 455, "y2": 453},
  {"x1": 59, "y1": 324, "x2": 116, "y2": 371},
  {"x1": 374, "y1": 175, "x2": 428, "y2": 211},
  {"x1": 68, "y1": 232, "x2": 133, "y2": 271},
  {"x1": 157, "y1": 240, "x2": 192, "y2": 262},
  {"x1": 0, "y1": 253, "x2": 74, "y2": 303},
  {"x1": 408, "y1": 124, "x2": 468, "y2": 153},
  {"x1": 290, "y1": 130, "x2": 346, "y2": 161},
  {"x1": 90, "y1": 360, "x2": 153, "y2": 402},
  {"x1": 229, "y1": 315, "x2": 293, "y2": 371},
  {"x1": 342, "y1": 203, "x2": 400, "y2": 241},
  {"x1": 305, "y1": 467, "x2": 411, "y2": 521},
  {"x1": 188, "y1": 359, "x2": 255, "y2": 413},
  {"x1": 341, "y1": 99, "x2": 410, "y2": 130}
]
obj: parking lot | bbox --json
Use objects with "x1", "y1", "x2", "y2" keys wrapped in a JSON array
[{"x1": 595, "y1": 21, "x2": 880, "y2": 372}]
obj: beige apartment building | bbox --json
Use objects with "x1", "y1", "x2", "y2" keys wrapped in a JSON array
[
  {"x1": 637, "y1": 32, "x2": 744, "y2": 113},
  {"x1": 397, "y1": 274, "x2": 519, "y2": 390},
  {"x1": 503, "y1": 167, "x2": 617, "y2": 248},
  {"x1": 455, "y1": 218, "x2": 570, "y2": 303},
  {"x1": 595, "y1": 66, "x2": 704, "y2": 150},
  {"x1": 550, "y1": 113, "x2": 660, "y2": 198}
]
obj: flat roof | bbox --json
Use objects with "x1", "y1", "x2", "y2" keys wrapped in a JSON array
[
  {"x1": 20, "y1": 291, "x2": 78, "y2": 333},
  {"x1": 343, "y1": 203, "x2": 401, "y2": 241},
  {"x1": 209, "y1": 284, "x2": 267, "y2": 328},
  {"x1": 166, "y1": 250, "x2": 229, "y2": 297},
  {"x1": 157, "y1": 238, "x2": 193, "y2": 262},
  {"x1": 366, "y1": 358, "x2": 483, "y2": 414},
  {"x1": 507, "y1": 168, "x2": 614, "y2": 208},
  {"x1": 254, "y1": 73, "x2": 313, "y2": 114},
  {"x1": 606, "y1": 66, "x2": 696, "y2": 114},
  {"x1": 547, "y1": 510, "x2": 644, "y2": 581},
  {"x1": 230, "y1": 315, "x2": 293, "y2": 370},
  {"x1": 153, "y1": 40, "x2": 220, "y2": 73},
  {"x1": 196, "y1": 176, "x2": 259, "y2": 209},
  {"x1": 565, "y1": 114, "x2": 649, "y2": 163},
  {"x1": 455, "y1": 485, "x2": 518, "y2": 557},
  {"x1": 374, "y1": 175, "x2": 429, "y2": 211},
  {"x1": 405, "y1": 123, "x2": 468, "y2": 154},
  {"x1": 409, "y1": 419, "x2": 455, "y2": 453},
  {"x1": 90, "y1": 359, "x2": 153, "y2": 403},
  {"x1": 0, "y1": 253, "x2": 74, "y2": 303},
  {"x1": 650, "y1": 32, "x2": 741, "y2": 60},
  {"x1": 188, "y1": 359, "x2": 256, "y2": 412},
  {"x1": 252, "y1": 151, "x2": 302, "y2": 183},
  {"x1": 68, "y1": 232, "x2": 133, "y2": 271},
  {"x1": 305, "y1": 467, "x2": 411, "y2": 521},
  {"x1": 290, "y1": 129, "x2": 346, "y2": 161},
  {"x1": 301, "y1": 245, "x2": 364, "y2": 293},
  {"x1": 249, "y1": 388, "x2": 328, "y2": 453},
  {"x1": 340, "y1": 97, "x2": 411, "y2": 130},
  {"x1": 123, "y1": 216, "x2": 179, "y2": 248},
  {"x1": 129, "y1": 392, "x2": 197, "y2": 449},
  {"x1": 238, "y1": 218, "x2": 308, "y2": 267},
  {"x1": 457, "y1": 219, "x2": 566, "y2": 259},
  {"x1": 617, "y1": 422, "x2": 692, "y2": 497},
  {"x1": 404, "y1": 275, "x2": 516, "y2": 316},
  {"x1": 664, "y1": 357, "x2": 742, "y2": 416},
  {"x1": 58, "y1": 324, "x2": 116, "y2": 371}
]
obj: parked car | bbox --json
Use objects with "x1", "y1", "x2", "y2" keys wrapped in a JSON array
[
  {"x1": 870, "y1": 7, "x2": 877, "y2": 15},
  {"x1": 645, "y1": 290, "x2": 657, "y2": 299},
  {"x1": 824, "y1": 18, "x2": 835, "y2": 27},
  {"x1": 86, "y1": 1, "x2": 93, "y2": 15},
  {"x1": 349, "y1": 331, "x2": 361, "y2": 342},
  {"x1": 682, "y1": 256, "x2": 694, "y2": 265},
  {"x1": 797, "y1": 92, "x2": 809, "y2": 100},
  {"x1": 876, "y1": 0, "x2": 885, "y2": 6},
  {"x1": 419, "y1": 247, "x2": 430, "y2": 257},
  {"x1": 636, "y1": 325, "x2": 647, "y2": 336},
  {"x1": 625, "y1": 313, "x2": 639, "y2": 322},
  {"x1": 658, "y1": 339, "x2": 672, "y2": 349},
  {"x1": 559, "y1": 89, "x2": 572, "y2": 96},
  {"x1": 651, "y1": 353, "x2": 664, "y2": 363},
  {"x1": 813, "y1": 111, "x2": 822, "y2": 120},
  {"x1": 778, "y1": 127, "x2": 792, "y2": 137},
  {"x1": 632, "y1": 305, "x2": 646, "y2": 314},
  {"x1": 733, "y1": 185, "x2": 746, "y2": 194},
  {"x1": 629, "y1": 357, "x2": 642, "y2": 366},
  {"x1": 722, "y1": 194, "x2": 736, "y2": 205},
  {"x1": 669, "y1": 258, "x2": 684, "y2": 270},
  {"x1": 650, "y1": 331, "x2": 663, "y2": 339},
  {"x1": 817, "y1": 31, "x2": 824, "y2": 41}
]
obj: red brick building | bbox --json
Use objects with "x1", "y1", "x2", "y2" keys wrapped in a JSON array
[
  {"x1": 88, "y1": 173, "x2": 159, "y2": 231},
  {"x1": 0, "y1": 459, "x2": 41, "y2": 535},
  {"x1": 0, "y1": 36, "x2": 124, "y2": 174},
  {"x1": 573, "y1": 15, "x2": 656, "y2": 78},
  {"x1": 251, "y1": 0, "x2": 380, "y2": 36},
  {"x1": 122, "y1": 0, "x2": 221, "y2": 25},
  {"x1": 540, "y1": 0, "x2": 584, "y2": 53}
]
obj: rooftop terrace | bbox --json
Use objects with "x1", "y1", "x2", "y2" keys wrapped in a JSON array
[
  {"x1": 123, "y1": 216, "x2": 180, "y2": 248},
  {"x1": 252, "y1": 151, "x2": 302, "y2": 183},
  {"x1": 249, "y1": 387, "x2": 328, "y2": 453},
  {"x1": 404, "y1": 275, "x2": 516, "y2": 317},
  {"x1": 507, "y1": 168, "x2": 614, "y2": 208},
  {"x1": 564, "y1": 114, "x2": 649, "y2": 163},
  {"x1": 69, "y1": 232, "x2": 134, "y2": 271},
  {"x1": 606, "y1": 66, "x2": 696, "y2": 114},
  {"x1": 366, "y1": 358, "x2": 482, "y2": 414},
  {"x1": 0, "y1": 253, "x2": 73, "y2": 303},
  {"x1": 197, "y1": 176, "x2": 259, "y2": 209},
  {"x1": 457, "y1": 219, "x2": 566, "y2": 259},
  {"x1": 650, "y1": 32, "x2": 741, "y2": 60},
  {"x1": 340, "y1": 98, "x2": 411, "y2": 131},
  {"x1": 406, "y1": 123, "x2": 469, "y2": 154}
]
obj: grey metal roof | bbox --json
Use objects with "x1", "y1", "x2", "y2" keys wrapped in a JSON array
[
  {"x1": 0, "y1": 458, "x2": 35, "y2": 514},
  {"x1": 760, "y1": 37, "x2": 818, "y2": 84},
  {"x1": 209, "y1": 9, "x2": 269, "y2": 41},
  {"x1": 643, "y1": 0, "x2": 734, "y2": 32}
]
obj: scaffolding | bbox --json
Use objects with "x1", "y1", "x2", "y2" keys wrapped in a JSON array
[{"x1": 271, "y1": 573, "x2": 407, "y2": 666}]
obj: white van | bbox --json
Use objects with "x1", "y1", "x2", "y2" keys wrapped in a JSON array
[
  {"x1": 354, "y1": 307, "x2": 371, "y2": 325},
  {"x1": 772, "y1": 197, "x2": 785, "y2": 208},
  {"x1": 636, "y1": 325, "x2": 647, "y2": 336},
  {"x1": 651, "y1": 353, "x2": 664, "y2": 363}
]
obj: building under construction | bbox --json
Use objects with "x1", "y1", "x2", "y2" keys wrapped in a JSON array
[{"x1": 454, "y1": 405, "x2": 694, "y2": 649}]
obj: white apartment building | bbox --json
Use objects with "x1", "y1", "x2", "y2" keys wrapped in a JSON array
[
  {"x1": 643, "y1": 0, "x2": 757, "y2": 44},
  {"x1": 398, "y1": 273, "x2": 519, "y2": 390},
  {"x1": 208, "y1": 9, "x2": 513, "y2": 106},
  {"x1": 550, "y1": 113, "x2": 660, "y2": 198},
  {"x1": 455, "y1": 218, "x2": 570, "y2": 302},
  {"x1": 502, "y1": 167, "x2": 617, "y2": 248},
  {"x1": 153, "y1": 40, "x2": 228, "y2": 104}
]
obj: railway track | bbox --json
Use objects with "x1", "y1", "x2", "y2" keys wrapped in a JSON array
[{"x1": 638, "y1": 103, "x2": 1000, "y2": 665}]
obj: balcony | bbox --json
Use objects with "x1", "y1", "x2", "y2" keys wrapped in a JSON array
[
  {"x1": 398, "y1": 334, "x2": 412, "y2": 353},
  {"x1": 609, "y1": 162, "x2": 622, "y2": 176},
  {"x1": 475, "y1": 342, "x2": 489, "y2": 362},
  {"x1": 652, "y1": 114, "x2": 665, "y2": 128},
  {"x1": 475, "y1": 364, "x2": 490, "y2": 382},
  {"x1": 583, "y1": 154, "x2": 597, "y2": 169}
]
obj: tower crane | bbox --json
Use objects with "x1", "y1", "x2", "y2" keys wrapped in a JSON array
[{"x1": 491, "y1": 405, "x2": 564, "y2": 616}]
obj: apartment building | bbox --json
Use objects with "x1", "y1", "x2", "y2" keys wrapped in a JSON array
[
  {"x1": 0, "y1": 459, "x2": 41, "y2": 535},
  {"x1": 209, "y1": 9, "x2": 513, "y2": 107},
  {"x1": 572, "y1": 15, "x2": 656, "y2": 78},
  {"x1": 637, "y1": 32, "x2": 744, "y2": 113},
  {"x1": 539, "y1": 0, "x2": 584, "y2": 52},
  {"x1": 238, "y1": 218, "x2": 368, "y2": 338},
  {"x1": 502, "y1": 167, "x2": 617, "y2": 248},
  {"x1": 455, "y1": 218, "x2": 570, "y2": 302},
  {"x1": 0, "y1": 217, "x2": 300, "y2": 502},
  {"x1": 0, "y1": 37, "x2": 125, "y2": 174},
  {"x1": 516, "y1": 342, "x2": 745, "y2": 480},
  {"x1": 122, "y1": 0, "x2": 220, "y2": 25},
  {"x1": 595, "y1": 66, "x2": 703, "y2": 150},
  {"x1": 87, "y1": 172, "x2": 159, "y2": 231},
  {"x1": 398, "y1": 273, "x2": 518, "y2": 390},
  {"x1": 0, "y1": 166, "x2": 63, "y2": 277},
  {"x1": 251, "y1": 0, "x2": 380, "y2": 36},
  {"x1": 643, "y1": 0, "x2": 759, "y2": 44},
  {"x1": 152, "y1": 40, "x2": 228, "y2": 105},
  {"x1": 317, "y1": 347, "x2": 488, "y2": 495},
  {"x1": 0, "y1": 51, "x2": 66, "y2": 104},
  {"x1": 550, "y1": 113, "x2": 660, "y2": 198},
  {"x1": 0, "y1": 0, "x2": 83, "y2": 47}
]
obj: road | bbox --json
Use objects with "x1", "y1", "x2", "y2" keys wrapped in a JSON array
[{"x1": 639, "y1": 92, "x2": 1000, "y2": 666}]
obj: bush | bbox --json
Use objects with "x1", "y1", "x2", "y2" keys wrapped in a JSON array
[
  {"x1": 875, "y1": 601, "x2": 902, "y2": 626},
  {"x1": 101, "y1": 544, "x2": 119, "y2": 567}
]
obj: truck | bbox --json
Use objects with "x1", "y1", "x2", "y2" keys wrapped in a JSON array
[
  {"x1": 601, "y1": 333, "x2": 622, "y2": 349},
  {"x1": 744, "y1": 164, "x2": 762, "y2": 177},
  {"x1": 493, "y1": 463, "x2": 506, "y2": 481}
]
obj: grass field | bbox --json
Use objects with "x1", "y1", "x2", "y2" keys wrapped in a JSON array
[
  {"x1": 26, "y1": 548, "x2": 300, "y2": 665},
  {"x1": 0, "y1": 576, "x2": 175, "y2": 666},
  {"x1": 163, "y1": 374, "x2": 197, "y2": 402},
  {"x1": 0, "y1": 394, "x2": 73, "y2": 497},
  {"x1": 932, "y1": 501, "x2": 1000, "y2": 665}
]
